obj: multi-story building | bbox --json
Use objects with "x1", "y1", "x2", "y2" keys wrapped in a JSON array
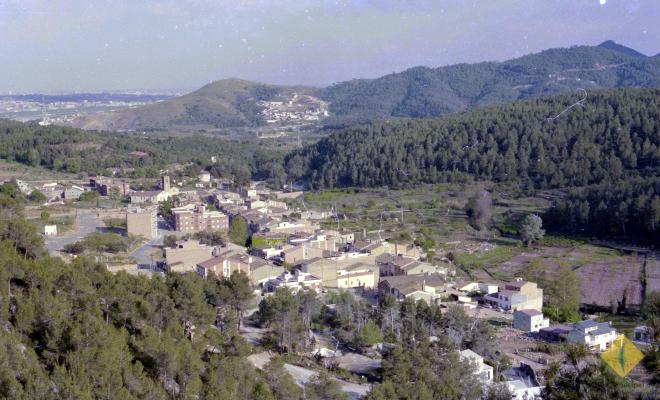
[
  {"x1": 484, "y1": 278, "x2": 544, "y2": 311},
  {"x1": 264, "y1": 270, "x2": 322, "y2": 293},
  {"x1": 378, "y1": 275, "x2": 446, "y2": 304},
  {"x1": 376, "y1": 254, "x2": 448, "y2": 276},
  {"x1": 196, "y1": 252, "x2": 283, "y2": 286},
  {"x1": 281, "y1": 244, "x2": 326, "y2": 266},
  {"x1": 567, "y1": 320, "x2": 617, "y2": 351},
  {"x1": 90, "y1": 176, "x2": 130, "y2": 196},
  {"x1": 172, "y1": 204, "x2": 228, "y2": 233},
  {"x1": 130, "y1": 190, "x2": 170, "y2": 204},
  {"x1": 513, "y1": 309, "x2": 550, "y2": 332},
  {"x1": 336, "y1": 263, "x2": 378, "y2": 289},
  {"x1": 126, "y1": 207, "x2": 157, "y2": 239},
  {"x1": 163, "y1": 240, "x2": 214, "y2": 273},
  {"x1": 63, "y1": 185, "x2": 85, "y2": 200},
  {"x1": 459, "y1": 349, "x2": 493, "y2": 383}
]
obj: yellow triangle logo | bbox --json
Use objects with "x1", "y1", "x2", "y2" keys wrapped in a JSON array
[{"x1": 601, "y1": 335, "x2": 644, "y2": 377}]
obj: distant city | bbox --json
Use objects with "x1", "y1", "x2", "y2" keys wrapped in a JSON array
[{"x1": 0, "y1": 92, "x2": 177, "y2": 124}]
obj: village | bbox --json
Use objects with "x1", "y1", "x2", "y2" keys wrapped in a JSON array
[{"x1": 7, "y1": 168, "x2": 654, "y2": 399}]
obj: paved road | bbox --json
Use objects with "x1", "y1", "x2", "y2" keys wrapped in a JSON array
[
  {"x1": 45, "y1": 210, "x2": 103, "y2": 253},
  {"x1": 130, "y1": 220, "x2": 171, "y2": 267}
]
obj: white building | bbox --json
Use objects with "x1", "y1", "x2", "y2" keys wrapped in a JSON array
[
  {"x1": 503, "y1": 363, "x2": 542, "y2": 400},
  {"x1": 567, "y1": 320, "x2": 617, "y2": 351},
  {"x1": 513, "y1": 309, "x2": 550, "y2": 332},
  {"x1": 484, "y1": 278, "x2": 543, "y2": 311},
  {"x1": 44, "y1": 225, "x2": 57, "y2": 236},
  {"x1": 63, "y1": 185, "x2": 85, "y2": 200},
  {"x1": 264, "y1": 270, "x2": 322, "y2": 293},
  {"x1": 130, "y1": 190, "x2": 170, "y2": 204},
  {"x1": 198, "y1": 171, "x2": 211, "y2": 183},
  {"x1": 459, "y1": 349, "x2": 493, "y2": 384}
]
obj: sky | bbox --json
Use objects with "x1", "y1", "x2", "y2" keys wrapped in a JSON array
[{"x1": 1, "y1": 0, "x2": 659, "y2": 93}]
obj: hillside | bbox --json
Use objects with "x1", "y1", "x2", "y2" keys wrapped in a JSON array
[
  {"x1": 288, "y1": 87, "x2": 659, "y2": 188},
  {"x1": 68, "y1": 41, "x2": 660, "y2": 132},
  {"x1": 286, "y1": 88, "x2": 660, "y2": 239},
  {"x1": 318, "y1": 42, "x2": 660, "y2": 125},
  {"x1": 70, "y1": 79, "x2": 321, "y2": 131}
]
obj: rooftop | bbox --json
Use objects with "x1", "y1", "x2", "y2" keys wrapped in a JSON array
[{"x1": 515, "y1": 309, "x2": 543, "y2": 317}]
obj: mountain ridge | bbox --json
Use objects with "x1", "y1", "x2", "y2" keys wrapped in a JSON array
[{"x1": 69, "y1": 41, "x2": 660, "y2": 132}]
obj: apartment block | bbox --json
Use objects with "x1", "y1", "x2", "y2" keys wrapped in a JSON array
[
  {"x1": 126, "y1": 207, "x2": 157, "y2": 239},
  {"x1": 172, "y1": 204, "x2": 228, "y2": 233}
]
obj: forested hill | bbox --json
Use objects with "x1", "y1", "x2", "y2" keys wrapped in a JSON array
[
  {"x1": 319, "y1": 42, "x2": 660, "y2": 125},
  {"x1": 286, "y1": 88, "x2": 660, "y2": 190}
]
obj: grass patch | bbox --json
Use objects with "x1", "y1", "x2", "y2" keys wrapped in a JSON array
[{"x1": 452, "y1": 244, "x2": 523, "y2": 269}]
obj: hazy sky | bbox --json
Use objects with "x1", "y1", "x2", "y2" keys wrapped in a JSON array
[{"x1": 1, "y1": 0, "x2": 659, "y2": 93}]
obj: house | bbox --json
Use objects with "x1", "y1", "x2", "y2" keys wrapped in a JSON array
[
  {"x1": 126, "y1": 207, "x2": 158, "y2": 239},
  {"x1": 265, "y1": 220, "x2": 318, "y2": 234},
  {"x1": 164, "y1": 240, "x2": 214, "y2": 273},
  {"x1": 264, "y1": 270, "x2": 322, "y2": 293},
  {"x1": 90, "y1": 176, "x2": 130, "y2": 196},
  {"x1": 39, "y1": 182, "x2": 65, "y2": 201},
  {"x1": 478, "y1": 283, "x2": 499, "y2": 295},
  {"x1": 484, "y1": 278, "x2": 543, "y2": 311},
  {"x1": 250, "y1": 264, "x2": 286, "y2": 286},
  {"x1": 246, "y1": 199, "x2": 268, "y2": 210},
  {"x1": 281, "y1": 244, "x2": 326, "y2": 266},
  {"x1": 336, "y1": 263, "x2": 379, "y2": 289},
  {"x1": 300, "y1": 253, "x2": 377, "y2": 287},
  {"x1": 238, "y1": 186, "x2": 258, "y2": 199},
  {"x1": 198, "y1": 171, "x2": 211, "y2": 183},
  {"x1": 454, "y1": 281, "x2": 481, "y2": 293},
  {"x1": 353, "y1": 240, "x2": 390, "y2": 256},
  {"x1": 251, "y1": 246, "x2": 283, "y2": 260},
  {"x1": 459, "y1": 349, "x2": 493, "y2": 383},
  {"x1": 130, "y1": 190, "x2": 169, "y2": 204},
  {"x1": 566, "y1": 320, "x2": 617, "y2": 351},
  {"x1": 513, "y1": 309, "x2": 550, "y2": 332},
  {"x1": 376, "y1": 254, "x2": 448, "y2": 276},
  {"x1": 503, "y1": 363, "x2": 542, "y2": 400},
  {"x1": 300, "y1": 210, "x2": 331, "y2": 220},
  {"x1": 196, "y1": 251, "x2": 281, "y2": 286},
  {"x1": 633, "y1": 325, "x2": 654, "y2": 344},
  {"x1": 44, "y1": 225, "x2": 57, "y2": 236},
  {"x1": 378, "y1": 275, "x2": 446, "y2": 304},
  {"x1": 63, "y1": 185, "x2": 85, "y2": 200},
  {"x1": 444, "y1": 288, "x2": 477, "y2": 307},
  {"x1": 391, "y1": 242, "x2": 423, "y2": 259}
]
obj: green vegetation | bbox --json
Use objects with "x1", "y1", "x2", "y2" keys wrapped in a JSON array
[
  {"x1": 522, "y1": 260, "x2": 581, "y2": 322},
  {"x1": 79, "y1": 190, "x2": 99, "y2": 202},
  {"x1": 251, "y1": 235, "x2": 286, "y2": 249},
  {"x1": 546, "y1": 177, "x2": 660, "y2": 242},
  {"x1": 0, "y1": 118, "x2": 287, "y2": 183},
  {"x1": 64, "y1": 232, "x2": 135, "y2": 254},
  {"x1": 0, "y1": 210, "x2": 278, "y2": 398},
  {"x1": 319, "y1": 43, "x2": 660, "y2": 125},
  {"x1": 520, "y1": 214, "x2": 545, "y2": 246},
  {"x1": 103, "y1": 217, "x2": 126, "y2": 229},
  {"x1": 229, "y1": 216, "x2": 249, "y2": 246},
  {"x1": 287, "y1": 88, "x2": 659, "y2": 241}
]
